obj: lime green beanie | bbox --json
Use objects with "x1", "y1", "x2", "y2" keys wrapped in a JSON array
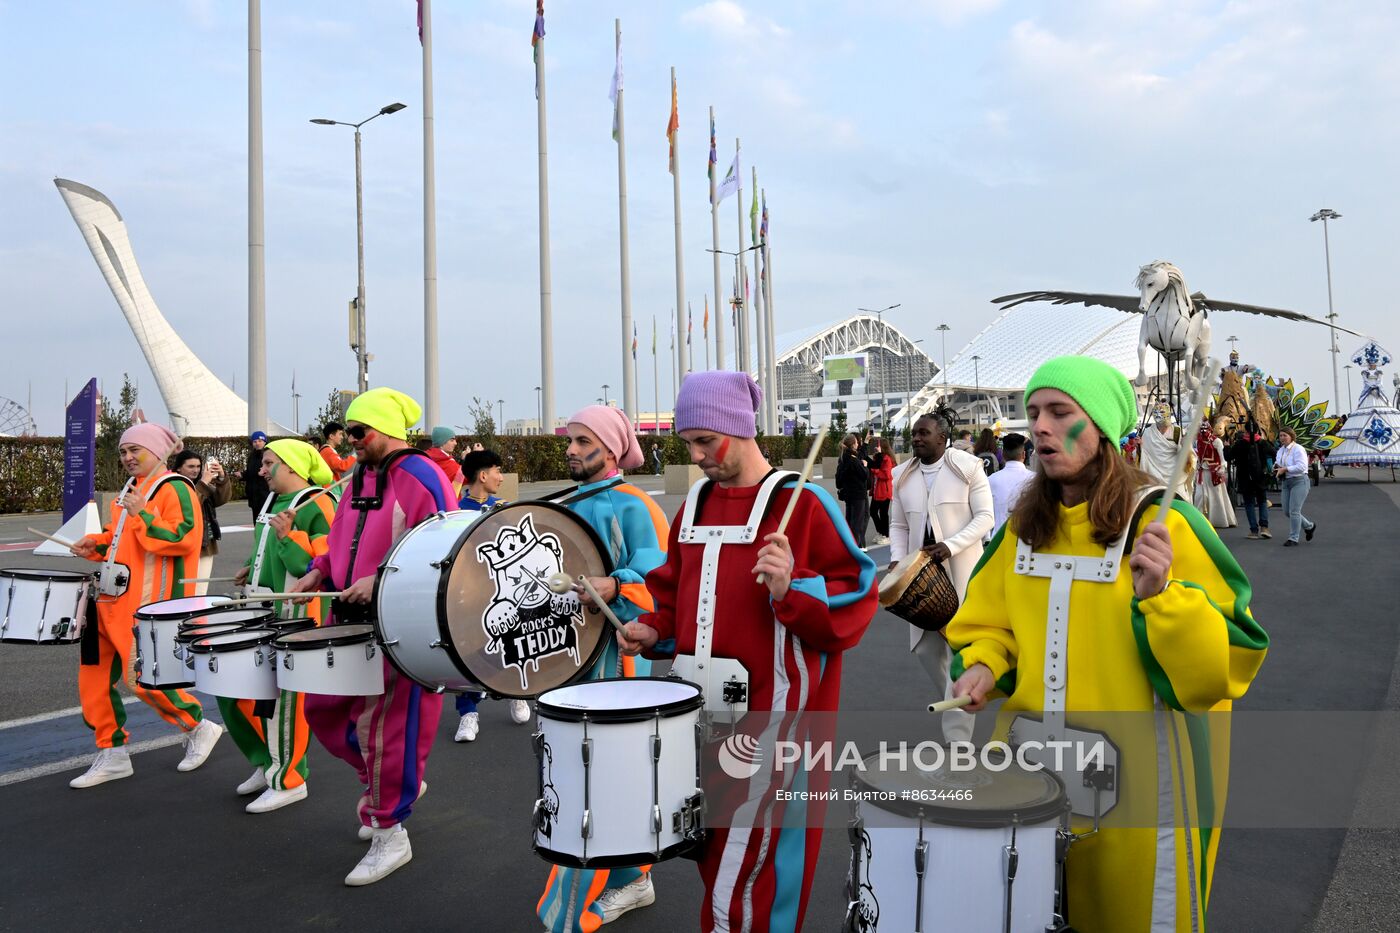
[
  {"x1": 1024, "y1": 356, "x2": 1138, "y2": 443},
  {"x1": 345, "y1": 387, "x2": 422, "y2": 441}
]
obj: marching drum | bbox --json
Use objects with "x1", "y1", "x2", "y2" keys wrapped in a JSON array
[
  {"x1": 844, "y1": 751, "x2": 1067, "y2": 933},
  {"x1": 174, "y1": 608, "x2": 277, "y2": 668},
  {"x1": 132, "y1": 596, "x2": 235, "y2": 689},
  {"x1": 375, "y1": 503, "x2": 613, "y2": 697},
  {"x1": 188, "y1": 628, "x2": 279, "y2": 700},
  {"x1": 0, "y1": 568, "x2": 93, "y2": 644},
  {"x1": 877, "y1": 550, "x2": 960, "y2": 631},
  {"x1": 532, "y1": 678, "x2": 705, "y2": 868},
  {"x1": 273, "y1": 624, "x2": 384, "y2": 696}
]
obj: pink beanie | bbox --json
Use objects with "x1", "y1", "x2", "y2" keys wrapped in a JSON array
[
  {"x1": 120, "y1": 423, "x2": 183, "y2": 462},
  {"x1": 567, "y1": 405, "x2": 643, "y2": 470}
]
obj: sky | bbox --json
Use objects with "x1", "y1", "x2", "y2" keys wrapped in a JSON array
[{"x1": 3, "y1": 0, "x2": 1399, "y2": 435}]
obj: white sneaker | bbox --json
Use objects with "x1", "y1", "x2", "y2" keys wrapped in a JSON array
[
  {"x1": 455, "y1": 712, "x2": 480, "y2": 742},
  {"x1": 345, "y1": 825, "x2": 413, "y2": 886},
  {"x1": 246, "y1": 783, "x2": 308, "y2": 813},
  {"x1": 177, "y1": 720, "x2": 223, "y2": 772},
  {"x1": 236, "y1": 767, "x2": 268, "y2": 796},
  {"x1": 69, "y1": 747, "x2": 133, "y2": 789},
  {"x1": 358, "y1": 781, "x2": 426, "y2": 840},
  {"x1": 510, "y1": 699, "x2": 532, "y2": 724},
  {"x1": 596, "y1": 873, "x2": 656, "y2": 923}
]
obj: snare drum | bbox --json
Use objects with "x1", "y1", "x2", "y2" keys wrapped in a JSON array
[
  {"x1": 532, "y1": 678, "x2": 705, "y2": 868},
  {"x1": 845, "y1": 750, "x2": 1066, "y2": 933},
  {"x1": 131, "y1": 597, "x2": 238, "y2": 689},
  {"x1": 0, "y1": 568, "x2": 93, "y2": 644},
  {"x1": 188, "y1": 628, "x2": 279, "y2": 700},
  {"x1": 273, "y1": 624, "x2": 384, "y2": 696},
  {"x1": 174, "y1": 608, "x2": 275, "y2": 667}
]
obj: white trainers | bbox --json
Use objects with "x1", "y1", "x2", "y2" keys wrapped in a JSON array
[
  {"x1": 236, "y1": 767, "x2": 268, "y2": 796},
  {"x1": 509, "y1": 699, "x2": 532, "y2": 724},
  {"x1": 176, "y1": 720, "x2": 223, "y2": 772},
  {"x1": 455, "y1": 712, "x2": 480, "y2": 743},
  {"x1": 345, "y1": 825, "x2": 413, "y2": 886},
  {"x1": 69, "y1": 747, "x2": 133, "y2": 789},
  {"x1": 596, "y1": 873, "x2": 656, "y2": 923},
  {"x1": 358, "y1": 781, "x2": 426, "y2": 840},
  {"x1": 246, "y1": 783, "x2": 308, "y2": 813}
]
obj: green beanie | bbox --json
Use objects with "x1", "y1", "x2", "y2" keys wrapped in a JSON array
[{"x1": 1024, "y1": 356, "x2": 1138, "y2": 443}]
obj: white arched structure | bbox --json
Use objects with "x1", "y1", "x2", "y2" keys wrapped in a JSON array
[{"x1": 55, "y1": 178, "x2": 289, "y2": 436}]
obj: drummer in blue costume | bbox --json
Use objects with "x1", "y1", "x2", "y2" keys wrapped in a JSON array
[{"x1": 536, "y1": 404, "x2": 671, "y2": 932}]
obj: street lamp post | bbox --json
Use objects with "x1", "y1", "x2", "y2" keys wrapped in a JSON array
[
  {"x1": 936, "y1": 323, "x2": 951, "y2": 408},
  {"x1": 534, "y1": 385, "x2": 542, "y2": 436},
  {"x1": 1310, "y1": 208, "x2": 1343, "y2": 414},
  {"x1": 497, "y1": 399, "x2": 504, "y2": 433},
  {"x1": 311, "y1": 102, "x2": 407, "y2": 394},
  {"x1": 971, "y1": 354, "x2": 982, "y2": 426},
  {"x1": 858, "y1": 304, "x2": 901, "y2": 434},
  {"x1": 1344, "y1": 364, "x2": 1354, "y2": 406},
  {"x1": 602, "y1": 384, "x2": 610, "y2": 406}
]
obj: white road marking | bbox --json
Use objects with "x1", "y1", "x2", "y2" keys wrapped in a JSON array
[
  {"x1": 0, "y1": 733, "x2": 187, "y2": 787},
  {"x1": 0, "y1": 697, "x2": 141, "y2": 731}
]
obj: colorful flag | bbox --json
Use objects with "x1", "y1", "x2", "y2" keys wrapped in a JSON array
[
  {"x1": 532, "y1": 0, "x2": 545, "y2": 60},
  {"x1": 715, "y1": 150, "x2": 741, "y2": 203},
  {"x1": 703, "y1": 296, "x2": 710, "y2": 337},
  {"x1": 417, "y1": 0, "x2": 424, "y2": 45},
  {"x1": 632, "y1": 321, "x2": 638, "y2": 359},
  {"x1": 687, "y1": 303, "x2": 693, "y2": 346},
  {"x1": 666, "y1": 74, "x2": 679, "y2": 173},
  {"x1": 670, "y1": 317, "x2": 675, "y2": 350},
  {"x1": 760, "y1": 192, "x2": 769, "y2": 243},
  {"x1": 750, "y1": 185, "x2": 759, "y2": 245},
  {"x1": 708, "y1": 113, "x2": 717, "y2": 185},
  {"x1": 760, "y1": 193, "x2": 769, "y2": 287},
  {"x1": 609, "y1": 28, "x2": 623, "y2": 141}
]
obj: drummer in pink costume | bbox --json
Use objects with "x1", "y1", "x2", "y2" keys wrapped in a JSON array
[{"x1": 289, "y1": 387, "x2": 454, "y2": 887}]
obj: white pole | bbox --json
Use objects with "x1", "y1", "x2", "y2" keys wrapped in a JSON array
[
  {"x1": 669, "y1": 315, "x2": 677, "y2": 418},
  {"x1": 705, "y1": 295, "x2": 712, "y2": 370},
  {"x1": 734, "y1": 138, "x2": 749, "y2": 378},
  {"x1": 670, "y1": 68, "x2": 688, "y2": 385},
  {"x1": 615, "y1": 20, "x2": 636, "y2": 426},
  {"x1": 709, "y1": 106, "x2": 724, "y2": 371},
  {"x1": 653, "y1": 314, "x2": 660, "y2": 436},
  {"x1": 536, "y1": 24, "x2": 556, "y2": 433},
  {"x1": 750, "y1": 166, "x2": 767, "y2": 432},
  {"x1": 247, "y1": 0, "x2": 267, "y2": 433},
  {"x1": 421, "y1": 0, "x2": 440, "y2": 426},
  {"x1": 762, "y1": 187, "x2": 779, "y2": 432}
]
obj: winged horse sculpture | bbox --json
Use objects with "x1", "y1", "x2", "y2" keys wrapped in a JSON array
[{"x1": 993, "y1": 260, "x2": 1364, "y2": 393}]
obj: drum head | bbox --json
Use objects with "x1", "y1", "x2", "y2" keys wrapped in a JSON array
[
  {"x1": 188, "y1": 628, "x2": 277, "y2": 653},
  {"x1": 275, "y1": 623, "x2": 374, "y2": 649},
  {"x1": 877, "y1": 551, "x2": 924, "y2": 604},
  {"x1": 538, "y1": 676, "x2": 704, "y2": 723},
  {"x1": 265, "y1": 617, "x2": 317, "y2": 635},
  {"x1": 851, "y1": 749, "x2": 1065, "y2": 827},
  {"x1": 178, "y1": 607, "x2": 275, "y2": 630},
  {"x1": 0, "y1": 567, "x2": 94, "y2": 582},
  {"x1": 439, "y1": 501, "x2": 613, "y2": 698},
  {"x1": 135, "y1": 595, "x2": 232, "y2": 620},
  {"x1": 176, "y1": 622, "x2": 250, "y2": 644}
]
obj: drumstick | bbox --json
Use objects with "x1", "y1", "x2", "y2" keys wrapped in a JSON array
[
  {"x1": 1150, "y1": 358, "x2": 1221, "y2": 529},
  {"x1": 756, "y1": 428, "x2": 826, "y2": 585},
  {"x1": 28, "y1": 527, "x2": 77, "y2": 549},
  {"x1": 178, "y1": 576, "x2": 239, "y2": 584},
  {"x1": 927, "y1": 695, "x2": 974, "y2": 714},
  {"x1": 545, "y1": 572, "x2": 629, "y2": 636},
  {"x1": 216, "y1": 590, "x2": 349, "y2": 605}
]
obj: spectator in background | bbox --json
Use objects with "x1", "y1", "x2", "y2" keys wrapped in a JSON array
[
  {"x1": 952, "y1": 429, "x2": 975, "y2": 453},
  {"x1": 426, "y1": 426, "x2": 463, "y2": 496},
  {"x1": 835, "y1": 432, "x2": 871, "y2": 548},
  {"x1": 973, "y1": 428, "x2": 1002, "y2": 475},
  {"x1": 868, "y1": 436, "x2": 895, "y2": 546},
  {"x1": 243, "y1": 431, "x2": 271, "y2": 522},
  {"x1": 172, "y1": 449, "x2": 232, "y2": 595},
  {"x1": 986, "y1": 432, "x2": 1033, "y2": 536},
  {"x1": 651, "y1": 443, "x2": 663, "y2": 475},
  {"x1": 318, "y1": 422, "x2": 356, "y2": 483},
  {"x1": 1228, "y1": 419, "x2": 1273, "y2": 539}
]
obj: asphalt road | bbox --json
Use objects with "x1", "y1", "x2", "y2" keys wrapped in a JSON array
[{"x1": 0, "y1": 474, "x2": 1395, "y2": 932}]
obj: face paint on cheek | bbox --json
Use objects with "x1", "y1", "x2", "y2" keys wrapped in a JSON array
[
  {"x1": 715, "y1": 437, "x2": 731, "y2": 465},
  {"x1": 1066, "y1": 419, "x2": 1087, "y2": 453}
]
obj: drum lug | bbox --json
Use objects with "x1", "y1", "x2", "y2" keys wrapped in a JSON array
[
  {"x1": 650, "y1": 804, "x2": 663, "y2": 835},
  {"x1": 433, "y1": 685, "x2": 446, "y2": 694},
  {"x1": 428, "y1": 559, "x2": 447, "y2": 570},
  {"x1": 326, "y1": 647, "x2": 335, "y2": 668},
  {"x1": 429, "y1": 639, "x2": 446, "y2": 650},
  {"x1": 283, "y1": 652, "x2": 294, "y2": 670},
  {"x1": 365, "y1": 642, "x2": 377, "y2": 661},
  {"x1": 208, "y1": 656, "x2": 218, "y2": 673},
  {"x1": 379, "y1": 638, "x2": 400, "y2": 647},
  {"x1": 671, "y1": 792, "x2": 705, "y2": 841}
]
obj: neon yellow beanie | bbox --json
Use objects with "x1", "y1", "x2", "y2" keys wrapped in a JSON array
[
  {"x1": 344, "y1": 387, "x2": 422, "y2": 441},
  {"x1": 267, "y1": 439, "x2": 334, "y2": 486}
]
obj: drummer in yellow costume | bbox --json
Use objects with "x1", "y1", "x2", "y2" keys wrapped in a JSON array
[{"x1": 949, "y1": 356, "x2": 1268, "y2": 933}]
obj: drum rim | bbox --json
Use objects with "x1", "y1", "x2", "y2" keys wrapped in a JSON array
[
  {"x1": 877, "y1": 551, "x2": 928, "y2": 604},
  {"x1": 1, "y1": 635, "x2": 84, "y2": 645},
  {"x1": 536, "y1": 676, "x2": 705, "y2": 723},
  {"x1": 175, "y1": 622, "x2": 251, "y2": 644},
  {"x1": 849, "y1": 749, "x2": 1068, "y2": 826},
  {"x1": 134, "y1": 596, "x2": 234, "y2": 620},
  {"x1": 177, "y1": 606, "x2": 276, "y2": 629},
  {"x1": 187, "y1": 627, "x2": 279, "y2": 654},
  {"x1": 265, "y1": 617, "x2": 318, "y2": 632},
  {"x1": 273, "y1": 622, "x2": 375, "y2": 650},
  {"x1": 533, "y1": 837, "x2": 698, "y2": 871},
  {"x1": 0, "y1": 567, "x2": 95, "y2": 583}
]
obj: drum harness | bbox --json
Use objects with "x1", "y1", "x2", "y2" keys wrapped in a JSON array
[
  {"x1": 247, "y1": 485, "x2": 338, "y2": 617},
  {"x1": 335, "y1": 448, "x2": 430, "y2": 626}
]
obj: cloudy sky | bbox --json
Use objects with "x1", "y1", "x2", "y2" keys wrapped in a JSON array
[{"x1": 4, "y1": 0, "x2": 1398, "y2": 434}]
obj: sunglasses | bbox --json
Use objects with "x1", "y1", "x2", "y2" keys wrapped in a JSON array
[{"x1": 347, "y1": 425, "x2": 373, "y2": 440}]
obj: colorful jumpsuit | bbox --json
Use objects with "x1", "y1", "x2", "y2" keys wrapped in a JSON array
[
  {"x1": 640, "y1": 477, "x2": 877, "y2": 933},
  {"x1": 217, "y1": 486, "x2": 336, "y2": 791},
  {"x1": 303, "y1": 452, "x2": 455, "y2": 830},
  {"x1": 78, "y1": 472, "x2": 206, "y2": 747},
  {"x1": 948, "y1": 497, "x2": 1269, "y2": 932},
  {"x1": 537, "y1": 475, "x2": 672, "y2": 933}
]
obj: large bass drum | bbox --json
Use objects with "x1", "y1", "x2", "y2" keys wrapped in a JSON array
[{"x1": 375, "y1": 502, "x2": 613, "y2": 697}]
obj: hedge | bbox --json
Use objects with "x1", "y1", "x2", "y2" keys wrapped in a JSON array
[{"x1": 0, "y1": 432, "x2": 841, "y2": 514}]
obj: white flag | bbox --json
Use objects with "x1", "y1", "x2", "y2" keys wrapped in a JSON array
[
  {"x1": 714, "y1": 150, "x2": 741, "y2": 204},
  {"x1": 609, "y1": 36, "x2": 623, "y2": 141}
]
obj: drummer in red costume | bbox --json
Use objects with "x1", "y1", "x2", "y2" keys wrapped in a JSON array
[
  {"x1": 619, "y1": 371, "x2": 877, "y2": 933},
  {"x1": 288, "y1": 387, "x2": 455, "y2": 887}
]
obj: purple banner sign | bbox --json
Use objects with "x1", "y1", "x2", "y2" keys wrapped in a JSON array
[{"x1": 63, "y1": 379, "x2": 98, "y2": 520}]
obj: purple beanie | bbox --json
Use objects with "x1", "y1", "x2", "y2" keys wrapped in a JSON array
[{"x1": 674, "y1": 371, "x2": 763, "y2": 437}]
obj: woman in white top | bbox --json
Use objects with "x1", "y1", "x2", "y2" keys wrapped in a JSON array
[{"x1": 1274, "y1": 426, "x2": 1316, "y2": 546}]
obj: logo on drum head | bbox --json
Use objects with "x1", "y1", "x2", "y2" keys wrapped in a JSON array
[
  {"x1": 717, "y1": 732, "x2": 764, "y2": 779},
  {"x1": 476, "y1": 515, "x2": 585, "y2": 691}
]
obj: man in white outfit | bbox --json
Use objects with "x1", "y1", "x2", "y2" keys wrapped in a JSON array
[
  {"x1": 987, "y1": 432, "x2": 1034, "y2": 535},
  {"x1": 889, "y1": 411, "x2": 994, "y2": 743}
]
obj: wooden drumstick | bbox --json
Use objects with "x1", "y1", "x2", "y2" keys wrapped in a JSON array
[
  {"x1": 756, "y1": 428, "x2": 826, "y2": 585},
  {"x1": 178, "y1": 576, "x2": 239, "y2": 584},
  {"x1": 1150, "y1": 358, "x2": 1221, "y2": 529},
  {"x1": 546, "y1": 571, "x2": 629, "y2": 636},
  {"x1": 927, "y1": 695, "x2": 974, "y2": 714},
  {"x1": 28, "y1": 527, "x2": 78, "y2": 550},
  {"x1": 216, "y1": 590, "x2": 349, "y2": 605}
]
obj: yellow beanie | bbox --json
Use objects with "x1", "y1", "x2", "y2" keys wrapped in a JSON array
[
  {"x1": 267, "y1": 438, "x2": 334, "y2": 486},
  {"x1": 345, "y1": 387, "x2": 422, "y2": 441}
]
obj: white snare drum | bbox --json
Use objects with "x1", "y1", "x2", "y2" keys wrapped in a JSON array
[
  {"x1": 0, "y1": 568, "x2": 93, "y2": 644},
  {"x1": 174, "y1": 608, "x2": 275, "y2": 668},
  {"x1": 274, "y1": 624, "x2": 384, "y2": 696},
  {"x1": 132, "y1": 596, "x2": 237, "y2": 689},
  {"x1": 532, "y1": 677, "x2": 705, "y2": 868},
  {"x1": 844, "y1": 750, "x2": 1067, "y2": 933},
  {"x1": 189, "y1": 628, "x2": 279, "y2": 700}
]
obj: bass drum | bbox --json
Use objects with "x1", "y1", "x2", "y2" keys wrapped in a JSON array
[{"x1": 375, "y1": 503, "x2": 613, "y2": 697}]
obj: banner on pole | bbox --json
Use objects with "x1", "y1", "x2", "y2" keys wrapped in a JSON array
[{"x1": 63, "y1": 378, "x2": 98, "y2": 521}]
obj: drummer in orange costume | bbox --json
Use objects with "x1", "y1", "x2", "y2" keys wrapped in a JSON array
[{"x1": 67, "y1": 422, "x2": 224, "y2": 788}]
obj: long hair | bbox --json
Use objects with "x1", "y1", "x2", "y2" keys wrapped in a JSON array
[
  {"x1": 1011, "y1": 437, "x2": 1157, "y2": 550},
  {"x1": 973, "y1": 428, "x2": 997, "y2": 455}
]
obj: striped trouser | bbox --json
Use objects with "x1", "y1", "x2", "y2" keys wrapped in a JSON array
[
  {"x1": 304, "y1": 661, "x2": 442, "y2": 829},
  {"x1": 78, "y1": 606, "x2": 203, "y2": 748},
  {"x1": 216, "y1": 691, "x2": 309, "y2": 789}
]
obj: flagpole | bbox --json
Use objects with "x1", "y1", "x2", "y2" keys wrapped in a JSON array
[
  {"x1": 750, "y1": 166, "x2": 768, "y2": 432},
  {"x1": 247, "y1": 0, "x2": 267, "y2": 434},
  {"x1": 613, "y1": 19, "x2": 636, "y2": 426},
  {"x1": 535, "y1": 6, "x2": 556, "y2": 436},
  {"x1": 421, "y1": 0, "x2": 440, "y2": 426},
  {"x1": 734, "y1": 138, "x2": 749, "y2": 378},
  {"x1": 670, "y1": 68, "x2": 688, "y2": 386},
  {"x1": 669, "y1": 314, "x2": 676, "y2": 419},
  {"x1": 709, "y1": 106, "x2": 724, "y2": 371},
  {"x1": 762, "y1": 188, "x2": 779, "y2": 432},
  {"x1": 652, "y1": 314, "x2": 660, "y2": 436},
  {"x1": 704, "y1": 295, "x2": 712, "y2": 370},
  {"x1": 687, "y1": 301, "x2": 693, "y2": 373}
]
